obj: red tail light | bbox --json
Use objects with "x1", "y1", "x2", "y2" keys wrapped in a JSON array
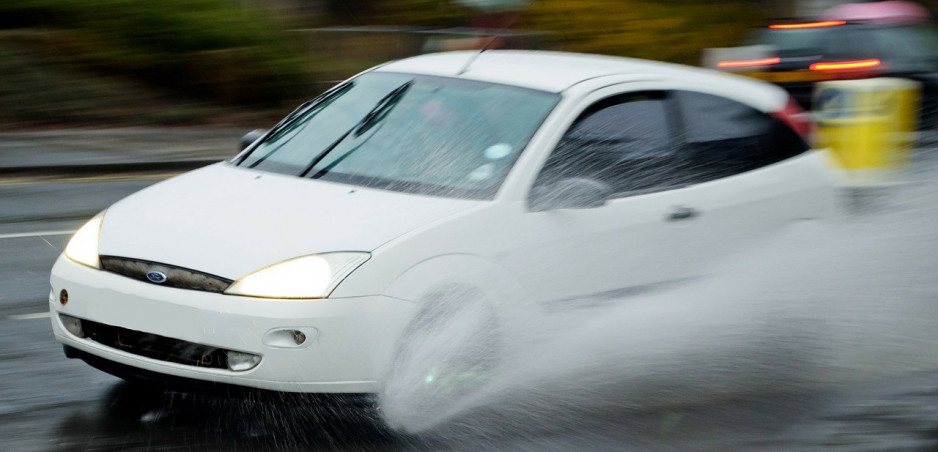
[
  {"x1": 717, "y1": 57, "x2": 781, "y2": 68},
  {"x1": 809, "y1": 59, "x2": 882, "y2": 71},
  {"x1": 769, "y1": 20, "x2": 846, "y2": 29},
  {"x1": 772, "y1": 97, "x2": 812, "y2": 140}
]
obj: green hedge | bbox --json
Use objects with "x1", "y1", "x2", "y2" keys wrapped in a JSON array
[
  {"x1": 0, "y1": 0, "x2": 313, "y2": 106},
  {"x1": 525, "y1": 0, "x2": 762, "y2": 66},
  {"x1": 370, "y1": 0, "x2": 761, "y2": 66}
]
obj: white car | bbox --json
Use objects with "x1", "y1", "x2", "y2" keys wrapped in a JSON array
[{"x1": 50, "y1": 50, "x2": 834, "y2": 407}]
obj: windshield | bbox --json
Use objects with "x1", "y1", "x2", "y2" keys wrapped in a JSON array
[
  {"x1": 236, "y1": 72, "x2": 560, "y2": 200},
  {"x1": 750, "y1": 28, "x2": 832, "y2": 56}
]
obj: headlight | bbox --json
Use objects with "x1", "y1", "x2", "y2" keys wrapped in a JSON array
[
  {"x1": 225, "y1": 252, "x2": 370, "y2": 299},
  {"x1": 64, "y1": 215, "x2": 104, "y2": 269}
]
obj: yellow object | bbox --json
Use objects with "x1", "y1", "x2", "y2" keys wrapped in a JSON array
[
  {"x1": 747, "y1": 70, "x2": 820, "y2": 84},
  {"x1": 812, "y1": 78, "x2": 921, "y2": 185}
]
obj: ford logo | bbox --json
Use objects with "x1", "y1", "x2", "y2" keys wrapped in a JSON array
[{"x1": 146, "y1": 270, "x2": 168, "y2": 284}]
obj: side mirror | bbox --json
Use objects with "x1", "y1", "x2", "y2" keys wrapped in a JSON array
[
  {"x1": 529, "y1": 177, "x2": 612, "y2": 212},
  {"x1": 240, "y1": 129, "x2": 266, "y2": 151}
]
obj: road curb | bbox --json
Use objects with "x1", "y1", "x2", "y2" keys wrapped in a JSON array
[{"x1": 0, "y1": 159, "x2": 223, "y2": 178}]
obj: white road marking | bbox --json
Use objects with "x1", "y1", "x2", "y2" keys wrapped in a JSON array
[
  {"x1": 0, "y1": 230, "x2": 74, "y2": 240},
  {"x1": 8, "y1": 312, "x2": 51, "y2": 320}
]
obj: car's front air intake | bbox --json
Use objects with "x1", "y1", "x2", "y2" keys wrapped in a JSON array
[{"x1": 81, "y1": 319, "x2": 231, "y2": 370}]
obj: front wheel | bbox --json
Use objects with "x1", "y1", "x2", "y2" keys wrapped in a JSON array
[{"x1": 379, "y1": 288, "x2": 501, "y2": 433}]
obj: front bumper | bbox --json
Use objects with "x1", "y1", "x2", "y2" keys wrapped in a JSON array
[{"x1": 50, "y1": 255, "x2": 416, "y2": 393}]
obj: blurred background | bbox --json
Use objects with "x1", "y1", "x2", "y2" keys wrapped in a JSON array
[
  {"x1": 6, "y1": 1, "x2": 938, "y2": 451},
  {"x1": 0, "y1": 0, "x2": 858, "y2": 128},
  {"x1": 3, "y1": 0, "x2": 938, "y2": 128}
]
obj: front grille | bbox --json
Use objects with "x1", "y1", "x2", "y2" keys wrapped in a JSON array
[
  {"x1": 82, "y1": 319, "x2": 230, "y2": 370},
  {"x1": 100, "y1": 256, "x2": 233, "y2": 293}
]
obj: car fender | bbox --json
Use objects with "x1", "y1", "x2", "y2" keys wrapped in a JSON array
[
  {"x1": 384, "y1": 253, "x2": 521, "y2": 316},
  {"x1": 370, "y1": 253, "x2": 527, "y2": 378}
]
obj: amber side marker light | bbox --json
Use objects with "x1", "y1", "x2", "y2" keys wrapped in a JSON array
[
  {"x1": 717, "y1": 57, "x2": 781, "y2": 68},
  {"x1": 59, "y1": 289, "x2": 68, "y2": 305},
  {"x1": 810, "y1": 59, "x2": 882, "y2": 71},
  {"x1": 769, "y1": 20, "x2": 846, "y2": 29}
]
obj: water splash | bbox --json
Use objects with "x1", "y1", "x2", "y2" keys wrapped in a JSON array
[{"x1": 380, "y1": 160, "x2": 938, "y2": 442}]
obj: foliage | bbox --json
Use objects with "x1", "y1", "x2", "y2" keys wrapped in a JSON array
[
  {"x1": 0, "y1": 0, "x2": 313, "y2": 107},
  {"x1": 0, "y1": 0, "x2": 767, "y2": 126},
  {"x1": 371, "y1": 0, "x2": 477, "y2": 27},
  {"x1": 0, "y1": 37, "x2": 274, "y2": 128},
  {"x1": 525, "y1": 0, "x2": 763, "y2": 65},
  {"x1": 365, "y1": 0, "x2": 762, "y2": 65}
]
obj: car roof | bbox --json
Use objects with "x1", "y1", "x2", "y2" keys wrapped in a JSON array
[{"x1": 375, "y1": 50, "x2": 753, "y2": 94}]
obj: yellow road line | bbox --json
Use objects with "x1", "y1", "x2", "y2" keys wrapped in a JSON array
[{"x1": 0, "y1": 172, "x2": 179, "y2": 186}]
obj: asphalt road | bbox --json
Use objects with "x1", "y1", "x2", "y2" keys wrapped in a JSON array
[{"x1": 4, "y1": 172, "x2": 938, "y2": 451}]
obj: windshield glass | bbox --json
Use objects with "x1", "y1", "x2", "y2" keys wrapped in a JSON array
[
  {"x1": 236, "y1": 72, "x2": 560, "y2": 200},
  {"x1": 750, "y1": 28, "x2": 832, "y2": 56}
]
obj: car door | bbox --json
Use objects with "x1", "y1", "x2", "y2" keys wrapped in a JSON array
[
  {"x1": 499, "y1": 89, "x2": 704, "y2": 309},
  {"x1": 668, "y1": 89, "x2": 834, "y2": 269}
]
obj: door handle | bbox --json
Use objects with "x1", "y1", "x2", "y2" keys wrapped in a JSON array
[{"x1": 667, "y1": 206, "x2": 698, "y2": 221}]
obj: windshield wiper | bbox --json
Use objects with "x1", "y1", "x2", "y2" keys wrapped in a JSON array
[
  {"x1": 275, "y1": 81, "x2": 353, "y2": 135},
  {"x1": 298, "y1": 81, "x2": 412, "y2": 178},
  {"x1": 352, "y1": 81, "x2": 412, "y2": 137},
  {"x1": 236, "y1": 81, "x2": 353, "y2": 167}
]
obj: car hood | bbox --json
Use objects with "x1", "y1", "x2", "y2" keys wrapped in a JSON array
[{"x1": 98, "y1": 163, "x2": 483, "y2": 280}]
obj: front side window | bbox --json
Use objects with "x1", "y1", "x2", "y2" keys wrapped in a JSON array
[
  {"x1": 534, "y1": 92, "x2": 680, "y2": 196},
  {"x1": 236, "y1": 72, "x2": 559, "y2": 200},
  {"x1": 674, "y1": 90, "x2": 808, "y2": 183}
]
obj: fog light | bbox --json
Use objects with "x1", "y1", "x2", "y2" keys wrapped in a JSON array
[
  {"x1": 59, "y1": 314, "x2": 85, "y2": 338},
  {"x1": 59, "y1": 289, "x2": 68, "y2": 305},
  {"x1": 226, "y1": 350, "x2": 261, "y2": 372}
]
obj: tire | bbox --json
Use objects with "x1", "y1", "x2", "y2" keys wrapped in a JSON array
[{"x1": 379, "y1": 287, "x2": 501, "y2": 433}]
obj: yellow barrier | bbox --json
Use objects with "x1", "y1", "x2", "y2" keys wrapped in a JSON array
[{"x1": 813, "y1": 78, "x2": 920, "y2": 185}]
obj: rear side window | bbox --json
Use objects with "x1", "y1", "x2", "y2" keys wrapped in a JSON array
[
  {"x1": 675, "y1": 91, "x2": 808, "y2": 183},
  {"x1": 535, "y1": 92, "x2": 681, "y2": 196},
  {"x1": 868, "y1": 25, "x2": 938, "y2": 69},
  {"x1": 822, "y1": 27, "x2": 880, "y2": 59}
]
